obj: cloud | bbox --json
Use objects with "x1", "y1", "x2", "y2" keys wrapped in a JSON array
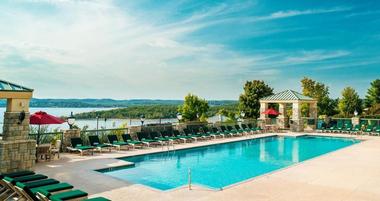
[
  {"x1": 283, "y1": 50, "x2": 350, "y2": 63},
  {"x1": 0, "y1": 0, "x2": 275, "y2": 99}
]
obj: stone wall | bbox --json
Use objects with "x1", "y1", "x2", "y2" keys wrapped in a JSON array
[
  {"x1": 63, "y1": 129, "x2": 81, "y2": 150},
  {"x1": 0, "y1": 140, "x2": 36, "y2": 173},
  {"x1": 0, "y1": 112, "x2": 36, "y2": 174}
]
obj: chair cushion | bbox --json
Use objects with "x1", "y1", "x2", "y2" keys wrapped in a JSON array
[
  {"x1": 50, "y1": 189, "x2": 88, "y2": 201},
  {"x1": 31, "y1": 182, "x2": 73, "y2": 196},
  {"x1": 83, "y1": 197, "x2": 111, "y2": 201},
  {"x1": 16, "y1": 179, "x2": 59, "y2": 189}
]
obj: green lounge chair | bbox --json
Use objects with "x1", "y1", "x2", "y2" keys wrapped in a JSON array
[
  {"x1": 200, "y1": 126, "x2": 219, "y2": 139},
  {"x1": 67, "y1": 137, "x2": 94, "y2": 155},
  {"x1": 211, "y1": 127, "x2": 225, "y2": 138},
  {"x1": 107, "y1": 135, "x2": 129, "y2": 150},
  {"x1": 352, "y1": 124, "x2": 362, "y2": 135},
  {"x1": 160, "y1": 130, "x2": 182, "y2": 142},
  {"x1": 219, "y1": 126, "x2": 234, "y2": 137},
  {"x1": 247, "y1": 124, "x2": 259, "y2": 133},
  {"x1": 336, "y1": 121, "x2": 344, "y2": 132},
  {"x1": 342, "y1": 123, "x2": 353, "y2": 133},
  {"x1": 121, "y1": 134, "x2": 144, "y2": 148},
  {"x1": 234, "y1": 125, "x2": 248, "y2": 135},
  {"x1": 149, "y1": 131, "x2": 169, "y2": 145},
  {"x1": 15, "y1": 179, "x2": 60, "y2": 201},
  {"x1": 241, "y1": 124, "x2": 254, "y2": 134},
  {"x1": 137, "y1": 132, "x2": 161, "y2": 147},
  {"x1": 183, "y1": 128, "x2": 203, "y2": 141},
  {"x1": 172, "y1": 130, "x2": 193, "y2": 143},
  {"x1": 0, "y1": 171, "x2": 35, "y2": 200},
  {"x1": 364, "y1": 124, "x2": 374, "y2": 135},
  {"x1": 227, "y1": 126, "x2": 241, "y2": 136},
  {"x1": 374, "y1": 126, "x2": 380, "y2": 136},
  {"x1": 32, "y1": 183, "x2": 74, "y2": 200},
  {"x1": 88, "y1": 135, "x2": 113, "y2": 152}
]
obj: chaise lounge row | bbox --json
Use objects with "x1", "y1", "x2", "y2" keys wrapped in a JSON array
[
  {"x1": 0, "y1": 170, "x2": 110, "y2": 201},
  {"x1": 67, "y1": 124, "x2": 263, "y2": 155}
]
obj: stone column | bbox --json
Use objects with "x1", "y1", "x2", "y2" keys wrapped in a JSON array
[
  {"x1": 63, "y1": 129, "x2": 81, "y2": 150},
  {"x1": 291, "y1": 102, "x2": 304, "y2": 132},
  {"x1": 0, "y1": 98, "x2": 36, "y2": 173},
  {"x1": 277, "y1": 103, "x2": 287, "y2": 129}
]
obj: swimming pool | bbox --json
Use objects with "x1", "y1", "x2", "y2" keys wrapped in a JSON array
[{"x1": 99, "y1": 135, "x2": 359, "y2": 190}]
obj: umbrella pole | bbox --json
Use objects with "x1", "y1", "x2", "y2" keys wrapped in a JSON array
[{"x1": 37, "y1": 124, "x2": 40, "y2": 145}]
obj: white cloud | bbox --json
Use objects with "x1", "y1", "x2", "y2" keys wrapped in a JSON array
[{"x1": 0, "y1": 0, "x2": 273, "y2": 99}]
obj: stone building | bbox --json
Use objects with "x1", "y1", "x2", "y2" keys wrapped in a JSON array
[{"x1": 0, "y1": 79, "x2": 36, "y2": 173}]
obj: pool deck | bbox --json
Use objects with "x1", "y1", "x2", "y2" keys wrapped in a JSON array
[{"x1": 36, "y1": 132, "x2": 380, "y2": 201}]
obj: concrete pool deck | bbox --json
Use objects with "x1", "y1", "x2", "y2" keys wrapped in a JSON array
[{"x1": 36, "y1": 133, "x2": 380, "y2": 201}]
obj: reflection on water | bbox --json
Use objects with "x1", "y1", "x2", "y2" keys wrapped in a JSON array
[{"x1": 292, "y1": 140, "x2": 299, "y2": 163}]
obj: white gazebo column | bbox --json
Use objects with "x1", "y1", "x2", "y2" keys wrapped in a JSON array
[
  {"x1": 259, "y1": 102, "x2": 270, "y2": 128},
  {"x1": 277, "y1": 103, "x2": 286, "y2": 129},
  {"x1": 291, "y1": 101, "x2": 304, "y2": 132},
  {"x1": 309, "y1": 101, "x2": 318, "y2": 130}
]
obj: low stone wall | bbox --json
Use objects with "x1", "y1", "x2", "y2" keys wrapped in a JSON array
[
  {"x1": 0, "y1": 140, "x2": 36, "y2": 173},
  {"x1": 63, "y1": 129, "x2": 81, "y2": 150}
]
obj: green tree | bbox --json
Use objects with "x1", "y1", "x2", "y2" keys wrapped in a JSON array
[
  {"x1": 365, "y1": 79, "x2": 380, "y2": 108},
  {"x1": 238, "y1": 80, "x2": 273, "y2": 119},
  {"x1": 301, "y1": 77, "x2": 338, "y2": 116},
  {"x1": 178, "y1": 93, "x2": 209, "y2": 122},
  {"x1": 338, "y1": 87, "x2": 362, "y2": 117}
]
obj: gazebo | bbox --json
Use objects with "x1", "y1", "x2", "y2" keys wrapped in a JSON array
[
  {"x1": 259, "y1": 90, "x2": 317, "y2": 132},
  {"x1": 0, "y1": 79, "x2": 35, "y2": 173}
]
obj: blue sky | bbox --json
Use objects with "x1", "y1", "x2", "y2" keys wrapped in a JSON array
[{"x1": 0, "y1": 0, "x2": 379, "y2": 99}]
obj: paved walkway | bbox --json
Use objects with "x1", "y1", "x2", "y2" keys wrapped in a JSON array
[{"x1": 36, "y1": 133, "x2": 380, "y2": 201}]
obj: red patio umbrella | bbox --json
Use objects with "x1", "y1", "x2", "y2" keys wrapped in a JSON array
[
  {"x1": 261, "y1": 108, "x2": 281, "y2": 116},
  {"x1": 30, "y1": 111, "x2": 65, "y2": 144}
]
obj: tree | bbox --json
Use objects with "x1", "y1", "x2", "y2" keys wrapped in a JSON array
[
  {"x1": 301, "y1": 77, "x2": 338, "y2": 116},
  {"x1": 178, "y1": 93, "x2": 209, "y2": 122},
  {"x1": 338, "y1": 87, "x2": 362, "y2": 117},
  {"x1": 238, "y1": 80, "x2": 273, "y2": 119},
  {"x1": 365, "y1": 79, "x2": 380, "y2": 108}
]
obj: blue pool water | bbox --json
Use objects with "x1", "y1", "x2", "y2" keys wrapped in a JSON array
[{"x1": 100, "y1": 136, "x2": 358, "y2": 190}]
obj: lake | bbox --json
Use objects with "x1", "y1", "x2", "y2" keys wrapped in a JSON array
[
  {"x1": 0, "y1": 107, "x2": 221, "y2": 133},
  {"x1": 0, "y1": 107, "x2": 195, "y2": 133}
]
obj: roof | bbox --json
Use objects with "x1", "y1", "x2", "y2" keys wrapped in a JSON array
[
  {"x1": 261, "y1": 90, "x2": 315, "y2": 101},
  {"x1": 0, "y1": 79, "x2": 33, "y2": 92}
]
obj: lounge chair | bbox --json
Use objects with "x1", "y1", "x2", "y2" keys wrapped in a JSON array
[
  {"x1": 149, "y1": 131, "x2": 169, "y2": 145},
  {"x1": 2, "y1": 171, "x2": 108, "y2": 201},
  {"x1": 219, "y1": 126, "x2": 234, "y2": 137},
  {"x1": 342, "y1": 123, "x2": 353, "y2": 133},
  {"x1": 241, "y1": 124, "x2": 254, "y2": 134},
  {"x1": 234, "y1": 125, "x2": 248, "y2": 135},
  {"x1": 121, "y1": 134, "x2": 144, "y2": 148},
  {"x1": 67, "y1": 137, "x2": 94, "y2": 156},
  {"x1": 200, "y1": 126, "x2": 218, "y2": 139},
  {"x1": 88, "y1": 135, "x2": 113, "y2": 153},
  {"x1": 364, "y1": 125, "x2": 375, "y2": 135},
  {"x1": 226, "y1": 125, "x2": 241, "y2": 136},
  {"x1": 0, "y1": 171, "x2": 35, "y2": 200},
  {"x1": 137, "y1": 132, "x2": 161, "y2": 147},
  {"x1": 107, "y1": 135, "x2": 129, "y2": 150},
  {"x1": 247, "y1": 124, "x2": 260, "y2": 133},
  {"x1": 211, "y1": 127, "x2": 225, "y2": 138},
  {"x1": 352, "y1": 124, "x2": 362, "y2": 135},
  {"x1": 183, "y1": 128, "x2": 203, "y2": 141},
  {"x1": 172, "y1": 130, "x2": 192, "y2": 143},
  {"x1": 160, "y1": 130, "x2": 182, "y2": 142}
]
